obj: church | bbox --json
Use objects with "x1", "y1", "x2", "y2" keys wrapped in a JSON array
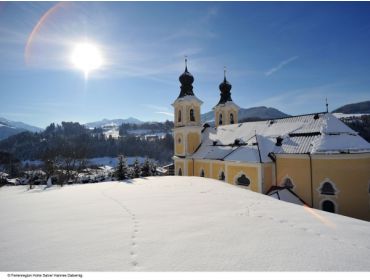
[{"x1": 172, "y1": 61, "x2": 370, "y2": 221}]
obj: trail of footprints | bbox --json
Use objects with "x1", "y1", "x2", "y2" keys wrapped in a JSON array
[
  {"x1": 129, "y1": 211, "x2": 140, "y2": 269},
  {"x1": 240, "y1": 200, "x2": 370, "y2": 252},
  {"x1": 101, "y1": 190, "x2": 140, "y2": 270}
]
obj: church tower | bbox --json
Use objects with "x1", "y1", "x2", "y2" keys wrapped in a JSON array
[
  {"x1": 172, "y1": 58, "x2": 203, "y2": 176},
  {"x1": 213, "y1": 68, "x2": 240, "y2": 127}
]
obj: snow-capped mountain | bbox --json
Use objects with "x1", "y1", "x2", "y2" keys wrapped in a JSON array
[
  {"x1": 0, "y1": 117, "x2": 42, "y2": 141},
  {"x1": 84, "y1": 117, "x2": 143, "y2": 129},
  {"x1": 201, "y1": 106, "x2": 289, "y2": 123}
]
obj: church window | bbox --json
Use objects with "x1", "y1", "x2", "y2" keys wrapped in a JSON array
[
  {"x1": 219, "y1": 171, "x2": 225, "y2": 181},
  {"x1": 236, "y1": 174, "x2": 250, "y2": 187},
  {"x1": 178, "y1": 110, "x2": 182, "y2": 122},
  {"x1": 282, "y1": 178, "x2": 294, "y2": 188},
  {"x1": 200, "y1": 169, "x2": 205, "y2": 177},
  {"x1": 219, "y1": 113, "x2": 223, "y2": 125},
  {"x1": 178, "y1": 168, "x2": 182, "y2": 176},
  {"x1": 320, "y1": 182, "x2": 336, "y2": 195},
  {"x1": 190, "y1": 109, "x2": 195, "y2": 122},
  {"x1": 322, "y1": 200, "x2": 335, "y2": 213},
  {"x1": 230, "y1": 113, "x2": 234, "y2": 124},
  {"x1": 178, "y1": 137, "x2": 181, "y2": 144}
]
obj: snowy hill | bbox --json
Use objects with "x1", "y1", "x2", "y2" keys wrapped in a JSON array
[
  {"x1": 84, "y1": 117, "x2": 143, "y2": 129},
  {"x1": 201, "y1": 106, "x2": 289, "y2": 123},
  {"x1": 0, "y1": 117, "x2": 42, "y2": 140},
  {"x1": 1, "y1": 176, "x2": 370, "y2": 271}
]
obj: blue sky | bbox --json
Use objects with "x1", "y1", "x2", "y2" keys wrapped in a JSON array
[{"x1": 1, "y1": 1, "x2": 370, "y2": 128}]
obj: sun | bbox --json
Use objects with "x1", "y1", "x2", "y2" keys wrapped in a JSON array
[{"x1": 71, "y1": 42, "x2": 103, "y2": 78}]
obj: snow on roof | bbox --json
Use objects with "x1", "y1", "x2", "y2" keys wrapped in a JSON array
[
  {"x1": 194, "y1": 113, "x2": 370, "y2": 162},
  {"x1": 320, "y1": 113, "x2": 357, "y2": 134},
  {"x1": 267, "y1": 187, "x2": 305, "y2": 206},
  {"x1": 1, "y1": 176, "x2": 370, "y2": 271},
  {"x1": 311, "y1": 133, "x2": 370, "y2": 153},
  {"x1": 172, "y1": 95, "x2": 203, "y2": 105},
  {"x1": 0, "y1": 172, "x2": 9, "y2": 178},
  {"x1": 224, "y1": 145, "x2": 262, "y2": 163},
  {"x1": 213, "y1": 100, "x2": 240, "y2": 110},
  {"x1": 192, "y1": 145, "x2": 238, "y2": 160}
]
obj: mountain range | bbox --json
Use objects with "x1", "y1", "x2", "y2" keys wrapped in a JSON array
[
  {"x1": 201, "y1": 106, "x2": 289, "y2": 123},
  {"x1": 1, "y1": 100, "x2": 369, "y2": 140},
  {"x1": 0, "y1": 117, "x2": 42, "y2": 141},
  {"x1": 84, "y1": 117, "x2": 143, "y2": 129}
]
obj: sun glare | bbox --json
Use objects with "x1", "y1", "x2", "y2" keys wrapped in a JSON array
[{"x1": 71, "y1": 42, "x2": 103, "y2": 78}]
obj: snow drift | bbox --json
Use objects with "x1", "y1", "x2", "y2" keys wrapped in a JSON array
[{"x1": 0, "y1": 176, "x2": 370, "y2": 271}]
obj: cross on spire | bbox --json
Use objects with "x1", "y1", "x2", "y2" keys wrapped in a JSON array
[
  {"x1": 224, "y1": 66, "x2": 227, "y2": 80},
  {"x1": 185, "y1": 55, "x2": 188, "y2": 71},
  {"x1": 326, "y1": 97, "x2": 329, "y2": 113}
]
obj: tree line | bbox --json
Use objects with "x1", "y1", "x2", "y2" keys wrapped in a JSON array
[{"x1": 0, "y1": 121, "x2": 174, "y2": 178}]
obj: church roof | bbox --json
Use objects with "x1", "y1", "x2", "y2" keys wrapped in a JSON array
[{"x1": 191, "y1": 113, "x2": 370, "y2": 163}]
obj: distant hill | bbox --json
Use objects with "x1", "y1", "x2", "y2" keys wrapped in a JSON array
[
  {"x1": 84, "y1": 117, "x2": 143, "y2": 129},
  {"x1": 332, "y1": 101, "x2": 370, "y2": 114},
  {"x1": 201, "y1": 106, "x2": 289, "y2": 123},
  {"x1": 0, "y1": 117, "x2": 42, "y2": 141}
]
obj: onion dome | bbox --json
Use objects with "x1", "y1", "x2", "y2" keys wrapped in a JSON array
[
  {"x1": 178, "y1": 58, "x2": 195, "y2": 98},
  {"x1": 217, "y1": 68, "x2": 233, "y2": 105}
]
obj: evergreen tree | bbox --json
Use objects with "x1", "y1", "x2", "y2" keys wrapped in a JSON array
[
  {"x1": 150, "y1": 160, "x2": 157, "y2": 176},
  {"x1": 133, "y1": 158, "x2": 141, "y2": 178},
  {"x1": 141, "y1": 158, "x2": 151, "y2": 177},
  {"x1": 115, "y1": 155, "x2": 128, "y2": 180}
]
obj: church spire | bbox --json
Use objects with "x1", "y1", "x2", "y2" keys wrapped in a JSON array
[
  {"x1": 217, "y1": 66, "x2": 232, "y2": 105},
  {"x1": 178, "y1": 56, "x2": 194, "y2": 98}
]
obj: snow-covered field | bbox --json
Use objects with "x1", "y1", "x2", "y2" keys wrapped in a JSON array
[{"x1": 1, "y1": 176, "x2": 370, "y2": 271}]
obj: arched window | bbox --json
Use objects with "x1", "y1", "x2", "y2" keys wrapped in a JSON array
[
  {"x1": 282, "y1": 178, "x2": 294, "y2": 188},
  {"x1": 236, "y1": 174, "x2": 250, "y2": 187},
  {"x1": 190, "y1": 109, "x2": 195, "y2": 122},
  {"x1": 230, "y1": 113, "x2": 234, "y2": 124},
  {"x1": 200, "y1": 169, "x2": 205, "y2": 177},
  {"x1": 178, "y1": 168, "x2": 182, "y2": 176},
  {"x1": 178, "y1": 110, "x2": 182, "y2": 123},
  {"x1": 219, "y1": 171, "x2": 225, "y2": 181},
  {"x1": 320, "y1": 182, "x2": 336, "y2": 195},
  {"x1": 219, "y1": 113, "x2": 223, "y2": 125},
  {"x1": 322, "y1": 200, "x2": 335, "y2": 213}
]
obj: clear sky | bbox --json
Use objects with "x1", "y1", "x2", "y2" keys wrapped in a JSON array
[{"x1": 1, "y1": 1, "x2": 370, "y2": 128}]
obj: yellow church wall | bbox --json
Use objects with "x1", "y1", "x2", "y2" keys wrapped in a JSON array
[
  {"x1": 226, "y1": 163, "x2": 260, "y2": 192},
  {"x1": 276, "y1": 155, "x2": 312, "y2": 205},
  {"x1": 174, "y1": 132, "x2": 184, "y2": 155},
  {"x1": 187, "y1": 160, "x2": 194, "y2": 176},
  {"x1": 187, "y1": 133, "x2": 200, "y2": 154},
  {"x1": 174, "y1": 159, "x2": 185, "y2": 176},
  {"x1": 263, "y1": 163, "x2": 273, "y2": 193},
  {"x1": 311, "y1": 155, "x2": 370, "y2": 221},
  {"x1": 211, "y1": 161, "x2": 226, "y2": 180},
  {"x1": 194, "y1": 160, "x2": 211, "y2": 177}
]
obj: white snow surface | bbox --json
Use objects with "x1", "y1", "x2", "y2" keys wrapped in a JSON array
[
  {"x1": 1, "y1": 176, "x2": 370, "y2": 272},
  {"x1": 333, "y1": 113, "x2": 369, "y2": 119}
]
